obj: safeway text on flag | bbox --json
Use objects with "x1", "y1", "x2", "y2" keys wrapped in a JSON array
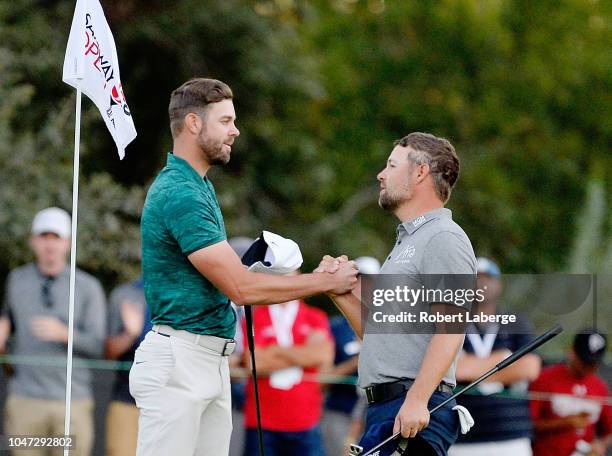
[{"x1": 62, "y1": 0, "x2": 136, "y2": 159}]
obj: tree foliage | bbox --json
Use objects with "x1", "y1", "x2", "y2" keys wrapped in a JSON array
[{"x1": 0, "y1": 0, "x2": 610, "y2": 294}]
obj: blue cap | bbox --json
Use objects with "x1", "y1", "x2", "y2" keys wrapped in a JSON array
[{"x1": 476, "y1": 257, "x2": 501, "y2": 277}]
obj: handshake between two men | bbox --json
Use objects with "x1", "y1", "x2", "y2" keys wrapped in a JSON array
[
  {"x1": 314, "y1": 255, "x2": 366, "y2": 340},
  {"x1": 314, "y1": 255, "x2": 359, "y2": 294}
]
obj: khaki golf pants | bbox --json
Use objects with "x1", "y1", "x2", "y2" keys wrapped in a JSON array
[
  {"x1": 4, "y1": 396, "x2": 93, "y2": 456},
  {"x1": 129, "y1": 331, "x2": 232, "y2": 456},
  {"x1": 105, "y1": 401, "x2": 139, "y2": 456}
]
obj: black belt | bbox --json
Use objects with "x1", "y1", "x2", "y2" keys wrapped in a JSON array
[{"x1": 365, "y1": 379, "x2": 454, "y2": 405}]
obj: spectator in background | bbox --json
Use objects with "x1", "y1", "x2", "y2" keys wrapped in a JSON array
[
  {"x1": 530, "y1": 330, "x2": 612, "y2": 456},
  {"x1": 105, "y1": 277, "x2": 151, "y2": 456},
  {"x1": 227, "y1": 236, "x2": 255, "y2": 456},
  {"x1": 322, "y1": 256, "x2": 380, "y2": 456},
  {"x1": 450, "y1": 257, "x2": 541, "y2": 456},
  {"x1": 0, "y1": 207, "x2": 106, "y2": 456},
  {"x1": 242, "y1": 273, "x2": 334, "y2": 456}
]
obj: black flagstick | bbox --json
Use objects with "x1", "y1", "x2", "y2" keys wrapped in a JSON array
[{"x1": 357, "y1": 324, "x2": 563, "y2": 456}]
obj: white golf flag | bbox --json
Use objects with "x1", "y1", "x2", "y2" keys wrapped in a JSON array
[{"x1": 62, "y1": 0, "x2": 136, "y2": 159}]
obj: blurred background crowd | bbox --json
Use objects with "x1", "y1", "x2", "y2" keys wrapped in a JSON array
[
  {"x1": 0, "y1": 0, "x2": 610, "y2": 455},
  {"x1": 0, "y1": 210, "x2": 610, "y2": 456}
]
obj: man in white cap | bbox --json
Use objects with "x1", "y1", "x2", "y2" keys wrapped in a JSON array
[{"x1": 0, "y1": 207, "x2": 106, "y2": 456}]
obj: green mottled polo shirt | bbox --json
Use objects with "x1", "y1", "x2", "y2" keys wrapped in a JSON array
[{"x1": 141, "y1": 153, "x2": 235, "y2": 338}]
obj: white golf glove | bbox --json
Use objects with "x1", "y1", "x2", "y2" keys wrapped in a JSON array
[{"x1": 452, "y1": 405, "x2": 475, "y2": 434}]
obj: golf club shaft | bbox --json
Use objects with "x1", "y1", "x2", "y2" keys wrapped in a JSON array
[{"x1": 431, "y1": 323, "x2": 562, "y2": 414}]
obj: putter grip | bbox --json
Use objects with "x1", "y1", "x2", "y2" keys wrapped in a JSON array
[{"x1": 496, "y1": 324, "x2": 562, "y2": 371}]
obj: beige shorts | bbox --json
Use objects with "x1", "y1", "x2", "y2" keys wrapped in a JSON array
[{"x1": 129, "y1": 330, "x2": 232, "y2": 456}]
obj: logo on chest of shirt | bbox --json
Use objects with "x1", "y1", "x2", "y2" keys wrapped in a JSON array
[
  {"x1": 395, "y1": 244, "x2": 416, "y2": 263},
  {"x1": 572, "y1": 384, "x2": 588, "y2": 397},
  {"x1": 551, "y1": 386, "x2": 602, "y2": 420}
]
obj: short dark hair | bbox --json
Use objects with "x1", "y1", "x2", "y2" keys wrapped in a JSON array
[
  {"x1": 394, "y1": 132, "x2": 460, "y2": 203},
  {"x1": 168, "y1": 78, "x2": 233, "y2": 138}
]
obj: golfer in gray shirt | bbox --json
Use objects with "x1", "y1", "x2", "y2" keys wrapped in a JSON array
[{"x1": 317, "y1": 133, "x2": 476, "y2": 455}]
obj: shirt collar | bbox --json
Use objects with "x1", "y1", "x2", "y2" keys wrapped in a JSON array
[
  {"x1": 398, "y1": 208, "x2": 452, "y2": 236},
  {"x1": 33, "y1": 263, "x2": 70, "y2": 280},
  {"x1": 166, "y1": 153, "x2": 207, "y2": 185}
]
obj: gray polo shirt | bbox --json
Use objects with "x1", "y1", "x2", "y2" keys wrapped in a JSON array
[
  {"x1": 358, "y1": 208, "x2": 476, "y2": 388},
  {"x1": 3, "y1": 263, "x2": 106, "y2": 400}
]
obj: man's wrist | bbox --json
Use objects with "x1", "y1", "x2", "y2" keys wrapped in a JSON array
[
  {"x1": 321, "y1": 272, "x2": 339, "y2": 294},
  {"x1": 405, "y1": 384, "x2": 432, "y2": 403}
]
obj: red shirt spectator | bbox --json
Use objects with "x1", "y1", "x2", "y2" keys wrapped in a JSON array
[
  {"x1": 530, "y1": 331, "x2": 612, "y2": 456},
  {"x1": 242, "y1": 300, "x2": 333, "y2": 431}
]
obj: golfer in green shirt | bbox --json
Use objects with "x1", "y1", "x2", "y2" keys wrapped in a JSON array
[{"x1": 130, "y1": 78, "x2": 358, "y2": 456}]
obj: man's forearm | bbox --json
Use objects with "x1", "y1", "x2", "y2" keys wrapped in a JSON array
[
  {"x1": 248, "y1": 348, "x2": 293, "y2": 373},
  {"x1": 279, "y1": 340, "x2": 334, "y2": 368},
  {"x1": 456, "y1": 352, "x2": 541, "y2": 384},
  {"x1": 188, "y1": 246, "x2": 356, "y2": 305},
  {"x1": 486, "y1": 354, "x2": 541, "y2": 384},
  {"x1": 331, "y1": 356, "x2": 359, "y2": 376},
  {"x1": 330, "y1": 293, "x2": 364, "y2": 338},
  {"x1": 105, "y1": 332, "x2": 138, "y2": 359},
  {"x1": 0, "y1": 317, "x2": 11, "y2": 352},
  {"x1": 229, "y1": 272, "x2": 337, "y2": 306},
  {"x1": 408, "y1": 333, "x2": 464, "y2": 400},
  {"x1": 533, "y1": 416, "x2": 579, "y2": 432}
]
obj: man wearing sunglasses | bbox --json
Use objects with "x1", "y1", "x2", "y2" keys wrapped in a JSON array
[{"x1": 0, "y1": 207, "x2": 106, "y2": 456}]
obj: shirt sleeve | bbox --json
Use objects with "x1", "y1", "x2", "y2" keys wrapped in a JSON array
[
  {"x1": 596, "y1": 382, "x2": 612, "y2": 437},
  {"x1": 107, "y1": 286, "x2": 125, "y2": 337},
  {"x1": 163, "y1": 184, "x2": 226, "y2": 255},
  {"x1": 310, "y1": 308, "x2": 332, "y2": 341},
  {"x1": 1, "y1": 272, "x2": 14, "y2": 334},
  {"x1": 2, "y1": 271, "x2": 13, "y2": 318},
  {"x1": 421, "y1": 231, "x2": 476, "y2": 275},
  {"x1": 73, "y1": 277, "x2": 107, "y2": 358}
]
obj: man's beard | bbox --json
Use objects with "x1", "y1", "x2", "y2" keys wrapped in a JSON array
[
  {"x1": 378, "y1": 185, "x2": 412, "y2": 212},
  {"x1": 379, "y1": 189, "x2": 404, "y2": 211},
  {"x1": 197, "y1": 132, "x2": 230, "y2": 165}
]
